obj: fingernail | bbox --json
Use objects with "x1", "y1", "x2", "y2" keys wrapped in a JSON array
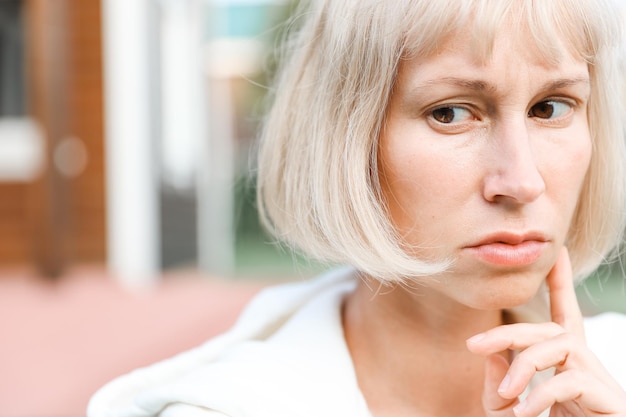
[
  {"x1": 467, "y1": 333, "x2": 486, "y2": 344},
  {"x1": 497, "y1": 374, "x2": 510, "y2": 393},
  {"x1": 513, "y1": 400, "x2": 527, "y2": 416}
]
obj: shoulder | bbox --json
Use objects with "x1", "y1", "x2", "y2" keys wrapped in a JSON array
[
  {"x1": 584, "y1": 312, "x2": 626, "y2": 388},
  {"x1": 87, "y1": 267, "x2": 364, "y2": 417},
  {"x1": 160, "y1": 404, "x2": 229, "y2": 417}
]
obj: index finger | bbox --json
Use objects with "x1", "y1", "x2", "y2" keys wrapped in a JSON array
[{"x1": 546, "y1": 247, "x2": 584, "y2": 338}]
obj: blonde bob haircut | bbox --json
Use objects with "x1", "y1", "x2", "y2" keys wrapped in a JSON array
[{"x1": 257, "y1": 0, "x2": 626, "y2": 284}]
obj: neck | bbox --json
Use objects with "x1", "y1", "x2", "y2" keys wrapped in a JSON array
[{"x1": 343, "y1": 278, "x2": 504, "y2": 417}]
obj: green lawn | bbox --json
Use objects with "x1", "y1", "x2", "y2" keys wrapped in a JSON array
[
  {"x1": 234, "y1": 236, "x2": 330, "y2": 281},
  {"x1": 577, "y1": 265, "x2": 626, "y2": 315}
]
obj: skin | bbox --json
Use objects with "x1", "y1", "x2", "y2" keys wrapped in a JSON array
[
  {"x1": 342, "y1": 22, "x2": 626, "y2": 417},
  {"x1": 468, "y1": 248, "x2": 626, "y2": 417}
]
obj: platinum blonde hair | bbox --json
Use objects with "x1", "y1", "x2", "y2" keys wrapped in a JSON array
[{"x1": 257, "y1": 0, "x2": 626, "y2": 283}]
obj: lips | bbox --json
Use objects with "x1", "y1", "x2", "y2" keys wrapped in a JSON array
[{"x1": 465, "y1": 232, "x2": 549, "y2": 266}]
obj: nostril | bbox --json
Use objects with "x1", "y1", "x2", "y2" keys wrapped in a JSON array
[{"x1": 482, "y1": 172, "x2": 546, "y2": 204}]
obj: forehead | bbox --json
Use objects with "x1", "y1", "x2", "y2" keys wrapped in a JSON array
[
  {"x1": 400, "y1": 1, "x2": 594, "y2": 68},
  {"x1": 396, "y1": 17, "x2": 590, "y2": 94},
  {"x1": 390, "y1": 30, "x2": 590, "y2": 117}
]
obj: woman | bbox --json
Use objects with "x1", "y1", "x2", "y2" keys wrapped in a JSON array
[{"x1": 89, "y1": 0, "x2": 626, "y2": 416}]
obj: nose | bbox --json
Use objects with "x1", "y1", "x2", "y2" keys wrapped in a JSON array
[{"x1": 482, "y1": 119, "x2": 546, "y2": 205}]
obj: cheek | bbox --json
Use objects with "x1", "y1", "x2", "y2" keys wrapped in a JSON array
[
  {"x1": 379, "y1": 150, "x2": 420, "y2": 228},
  {"x1": 537, "y1": 131, "x2": 592, "y2": 245},
  {"x1": 379, "y1": 141, "x2": 469, "y2": 234},
  {"x1": 545, "y1": 135, "x2": 592, "y2": 200},
  {"x1": 379, "y1": 140, "x2": 425, "y2": 231}
]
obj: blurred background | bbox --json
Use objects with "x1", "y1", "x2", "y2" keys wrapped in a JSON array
[
  {"x1": 0, "y1": 0, "x2": 326, "y2": 283},
  {"x1": 0, "y1": 0, "x2": 624, "y2": 416},
  {"x1": 0, "y1": 0, "x2": 328, "y2": 415}
]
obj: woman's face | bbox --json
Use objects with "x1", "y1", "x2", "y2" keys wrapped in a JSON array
[{"x1": 379, "y1": 25, "x2": 591, "y2": 309}]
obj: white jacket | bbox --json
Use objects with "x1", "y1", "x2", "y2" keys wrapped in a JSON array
[{"x1": 88, "y1": 267, "x2": 626, "y2": 417}]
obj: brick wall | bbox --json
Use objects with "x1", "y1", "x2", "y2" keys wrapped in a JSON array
[{"x1": 0, "y1": 0, "x2": 106, "y2": 275}]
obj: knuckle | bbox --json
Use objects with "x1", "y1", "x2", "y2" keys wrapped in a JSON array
[
  {"x1": 512, "y1": 351, "x2": 534, "y2": 370},
  {"x1": 547, "y1": 321, "x2": 565, "y2": 334},
  {"x1": 556, "y1": 331, "x2": 576, "y2": 345},
  {"x1": 560, "y1": 370, "x2": 586, "y2": 398},
  {"x1": 554, "y1": 332, "x2": 585, "y2": 365}
]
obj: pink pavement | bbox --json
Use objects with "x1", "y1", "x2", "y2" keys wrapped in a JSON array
[{"x1": 0, "y1": 266, "x2": 266, "y2": 417}]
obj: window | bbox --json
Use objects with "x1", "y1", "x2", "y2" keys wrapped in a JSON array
[
  {"x1": 0, "y1": 0, "x2": 43, "y2": 182},
  {"x1": 0, "y1": 0, "x2": 26, "y2": 117}
]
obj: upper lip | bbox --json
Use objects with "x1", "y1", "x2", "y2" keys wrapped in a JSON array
[{"x1": 466, "y1": 232, "x2": 549, "y2": 248}]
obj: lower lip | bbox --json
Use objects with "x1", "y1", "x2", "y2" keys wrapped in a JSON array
[{"x1": 465, "y1": 241, "x2": 547, "y2": 266}]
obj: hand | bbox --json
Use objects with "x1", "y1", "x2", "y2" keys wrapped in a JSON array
[{"x1": 466, "y1": 247, "x2": 626, "y2": 417}]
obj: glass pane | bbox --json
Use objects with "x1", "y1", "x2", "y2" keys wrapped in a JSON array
[{"x1": 0, "y1": 0, "x2": 25, "y2": 117}]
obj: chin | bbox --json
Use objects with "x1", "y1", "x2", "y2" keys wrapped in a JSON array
[{"x1": 463, "y1": 269, "x2": 546, "y2": 311}]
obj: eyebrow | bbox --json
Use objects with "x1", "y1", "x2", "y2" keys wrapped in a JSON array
[
  {"x1": 414, "y1": 77, "x2": 497, "y2": 94},
  {"x1": 413, "y1": 75, "x2": 590, "y2": 94},
  {"x1": 538, "y1": 76, "x2": 590, "y2": 92}
]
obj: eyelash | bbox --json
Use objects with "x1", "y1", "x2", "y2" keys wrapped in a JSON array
[
  {"x1": 426, "y1": 98, "x2": 577, "y2": 129},
  {"x1": 527, "y1": 99, "x2": 576, "y2": 123},
  {"x1": 429, "y1": 106, "x2": 474, "y2": 124},
  {"x1": 426, "y1": 105, "x2": 478, "y2": 132}
]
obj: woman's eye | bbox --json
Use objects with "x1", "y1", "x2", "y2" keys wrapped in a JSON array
[
  {"x1": 528, "y1": 100, "x2": 572, "y2": 119},
  {"x1": 430, "y1": 106, "x2": 473, "y2": 124}
]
